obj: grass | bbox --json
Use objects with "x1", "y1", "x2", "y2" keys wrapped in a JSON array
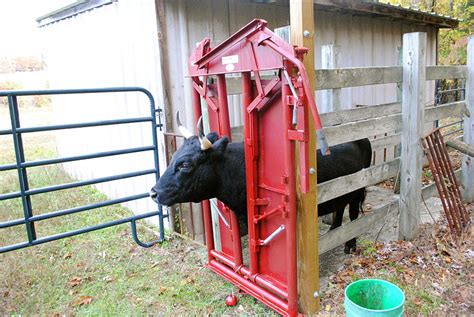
[{"x1": 0, "y1": 130, "x2": 271, "y2": 315}]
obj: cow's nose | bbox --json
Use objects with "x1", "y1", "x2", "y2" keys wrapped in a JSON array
[{"x1": 149, "y1": 188, "x2": 158, "y2": 202}]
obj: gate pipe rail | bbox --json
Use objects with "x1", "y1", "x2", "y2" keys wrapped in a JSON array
[
  {"x1": 0, "y1": 145, "x2": 155, "y2": 172},
  {"x1": 0, "y1": 87, "x2": 166, "y2": 253}
]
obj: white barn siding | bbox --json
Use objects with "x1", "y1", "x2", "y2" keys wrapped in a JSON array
[{"x1": 42, "y1": 0, "x2": 165, "y2": 223}]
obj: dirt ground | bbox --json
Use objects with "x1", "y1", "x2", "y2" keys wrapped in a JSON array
[{"x1": 317, "y1": 186, "x2": 473, "y2": 315}]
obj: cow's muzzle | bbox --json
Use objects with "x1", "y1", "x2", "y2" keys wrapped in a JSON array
[{"x1": 149, "y1": 188, "x2": 159, "y2": 203}]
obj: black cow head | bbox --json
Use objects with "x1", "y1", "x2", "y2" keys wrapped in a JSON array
[{"x1": 150, "y1": 113, "x2": 229, "y2": 206}]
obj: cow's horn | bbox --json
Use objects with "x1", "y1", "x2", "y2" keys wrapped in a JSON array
[
  {"x1": 197, "y1": 116, "x2": 212, "y2": 151},
  {"x1": 176, "y1": 111, "x2": 194, "y2": 139}
]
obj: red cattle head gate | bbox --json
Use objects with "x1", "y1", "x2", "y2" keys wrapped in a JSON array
[{"x1": 187, "y1": 19, "x2": 327, "y2": 316}]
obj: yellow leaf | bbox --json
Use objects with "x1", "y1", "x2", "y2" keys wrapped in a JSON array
[{"x1": 74, "y1": 296, "x2": 93, "y2": 306}]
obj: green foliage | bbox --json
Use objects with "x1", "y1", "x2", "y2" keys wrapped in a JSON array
[{"x1": 380, "y1": 0, "x2": 473, "y2": 65}]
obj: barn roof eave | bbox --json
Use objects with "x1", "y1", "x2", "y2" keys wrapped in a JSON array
[
  {"x1": 36, "y1": 0, "x2": 114, "y2": 27},
  {"x1": 313, "y1": 0, "x2": 460, "y2": 29}
]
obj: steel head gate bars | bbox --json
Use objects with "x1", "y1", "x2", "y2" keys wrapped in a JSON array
[
  {"x1": 188, "y1": 19, "x2": 326, "y2": 316},
  {"x1": 0, "y1": 87, "x2": 166, "y2": 253}
]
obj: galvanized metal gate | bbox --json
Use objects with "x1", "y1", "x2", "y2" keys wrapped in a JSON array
[{"x1": 0, "y1": 87, "x2": 166, "y2": 253}]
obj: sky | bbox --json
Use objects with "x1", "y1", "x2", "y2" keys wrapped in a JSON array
[{"x1": 0, "y1": 0, "x2": 73, "y2": 57}]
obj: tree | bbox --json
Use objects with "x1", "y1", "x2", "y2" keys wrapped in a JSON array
[{"x1": 380, "y1": 0, "x2": 473, "y2": 65}]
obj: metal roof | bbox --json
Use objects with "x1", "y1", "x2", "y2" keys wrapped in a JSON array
[
  {"x1": 36, "y1": 0, "x2": 460, "y2": 29},
  {"x1": 314, "y1": 0, "x2": 460, "y2": 28},
  {"x1": 36, "y1": 0, "x2": 114, "y2": 27}
]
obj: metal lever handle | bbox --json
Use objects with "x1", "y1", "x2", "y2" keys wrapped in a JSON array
[{"x1": 261, "y1": 224, "x2": 286, "y2": 245}]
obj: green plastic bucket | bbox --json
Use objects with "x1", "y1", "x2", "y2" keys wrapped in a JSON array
[{"x1": 344, "y1": 279, "x2": 405, "y2": 317}]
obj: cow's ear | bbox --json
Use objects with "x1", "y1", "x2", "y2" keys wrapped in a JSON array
[
  {"x1": 206, "y1": 132, "x2": 219, "y2": 144},
  {"x1": 211, "y1": 136, "x2": 229, "y2": 155}
]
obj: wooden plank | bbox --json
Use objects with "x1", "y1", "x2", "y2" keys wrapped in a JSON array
[
  {"x1": 319, "y1": 200, "x2": 399, "y2": 255},
  {"x1": 321, "y1": 112, "x2": 401, "y2": 148},
  {"x1": 320, "y1": 102, "x2": 400, "y2": 126},
  {"x1": 318, "y1": 100, "x2": 466, "y2": 148},
  {"x1": 425, "y1": 101, "x2": 467, "y2": 122},
  {"x1": 315, "y1": 66, "x2": 402, "y2": 90},
  {"x1": 371, "y1": 133, "x2": 401, "y2": 152},
  {"x1": 399, "y1": 32, "x2": 426, "y2": 240},
  {"x1": 317, "y1": 158, "x2": 400, "y2": 204},
  {"x1": 447, "y1": 140, "x2": 474, "y2": 157},
  {"x1": 155, "y1": 0, "x2": 173, "y2": 132},
  {"x1": 321, "y1": 100, "x2": 465, "y2": 128},
  {"x1": 290, "y1": 0, "x2": 319, "y2": 313},
  {"x1": 462, "y1": 36, "x2": 474, "y2": 202},
  {"x1": 426, "y1": 65, "x2": 467, "y2": 80},
  {"x1": 226, "y1": 66, "x2": 467, "y2": 95}
]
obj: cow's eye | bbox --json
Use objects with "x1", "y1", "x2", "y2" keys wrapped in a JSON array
[{"x1": 178, "y1": 162, "x2": 192, "y2": 171}]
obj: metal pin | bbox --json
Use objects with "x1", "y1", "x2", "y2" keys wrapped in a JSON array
[{"x1": 261, "y1": 224, "x2": 285, "y2": 245}]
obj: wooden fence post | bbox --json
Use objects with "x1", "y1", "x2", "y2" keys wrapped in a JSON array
[
  {"x1": 462, "y1": 36, "x2": 474, "y2": 202},
  {"x1": 399, "y1": 32, "x2": 426, "y2": 240},
  {"x1": 290, "y1": 0, "x2": 319, "y2": 313}
]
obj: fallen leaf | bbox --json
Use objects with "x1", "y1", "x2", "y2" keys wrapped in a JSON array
[
  {"x1": 3, "y1": 291, "x2": 9, "y2": 298},
  {"x1": 325, "y1": 304, "x2": 331, "y2": 311},
  {"x1": 158, "y1": 286, "x2": 167, "y2": 295},
  {"x1": 63, "y1": 252, "x2": 72, "y2": 259},
  {"x1": 413, "y1": 297, "x2": 423, "y2": 306},
  {"x1": 74, "y1": 295, "x2": 93, "y2": 306},
  {"x1": 68, "y1": 277, "x2": 82, "y2": 287}
]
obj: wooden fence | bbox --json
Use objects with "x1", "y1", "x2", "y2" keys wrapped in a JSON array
[
  {"x1": 169, "y1": 33, "x2": 473, "y2": 253},
  {"x1": 316, "y1": 33, "x2": 472, "y2": 252}
]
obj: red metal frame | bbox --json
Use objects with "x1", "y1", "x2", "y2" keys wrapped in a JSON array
[
  {"x1": 188, "y1": 19, "x2": 325, "y2": 316},
  {"x1": 423, "y1": 129, "x2": 469, "y2": 237}
]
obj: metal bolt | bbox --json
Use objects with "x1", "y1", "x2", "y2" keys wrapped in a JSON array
[
  {"x1": 309, "y1": 167, "x2": 316, "y2": 174},
  {"x1": 303, "y1": 30, "x2": 311, "y2": 38}
]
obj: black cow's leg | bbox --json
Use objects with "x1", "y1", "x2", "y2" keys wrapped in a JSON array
[
  {"x1": 344, "y1": 189, "x2": 365, "y2": 254},
  {"x1": 329, "y1": 208, "x2": 344, "y2": 231}
]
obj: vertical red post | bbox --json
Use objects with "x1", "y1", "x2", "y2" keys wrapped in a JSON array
[
  {"x1": 217, "y1": 74, "x2": 243, "y2": 268},
  {"x1": 282, "y1": 67, "x2": 298, "y2": 316},
  {"x1": 242, "y1": 71, "x2": 260, "y2": 277},
  {"x1": 191, "y1": 79, "x2": 215, "y2": 260}
]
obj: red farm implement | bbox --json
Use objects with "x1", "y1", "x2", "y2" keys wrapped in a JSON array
[{"x1": 187, "y1": 19, "x2": 327, "y2": 316}]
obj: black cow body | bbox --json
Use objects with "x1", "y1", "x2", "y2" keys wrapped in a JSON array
[{"x1": 151, "y1": 134, "x2": 371, "y2": 254}]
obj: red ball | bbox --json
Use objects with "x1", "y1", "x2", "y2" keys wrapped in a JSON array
[{"x1": 225, "y1": 294, "x2": 238, "y2": 307}]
